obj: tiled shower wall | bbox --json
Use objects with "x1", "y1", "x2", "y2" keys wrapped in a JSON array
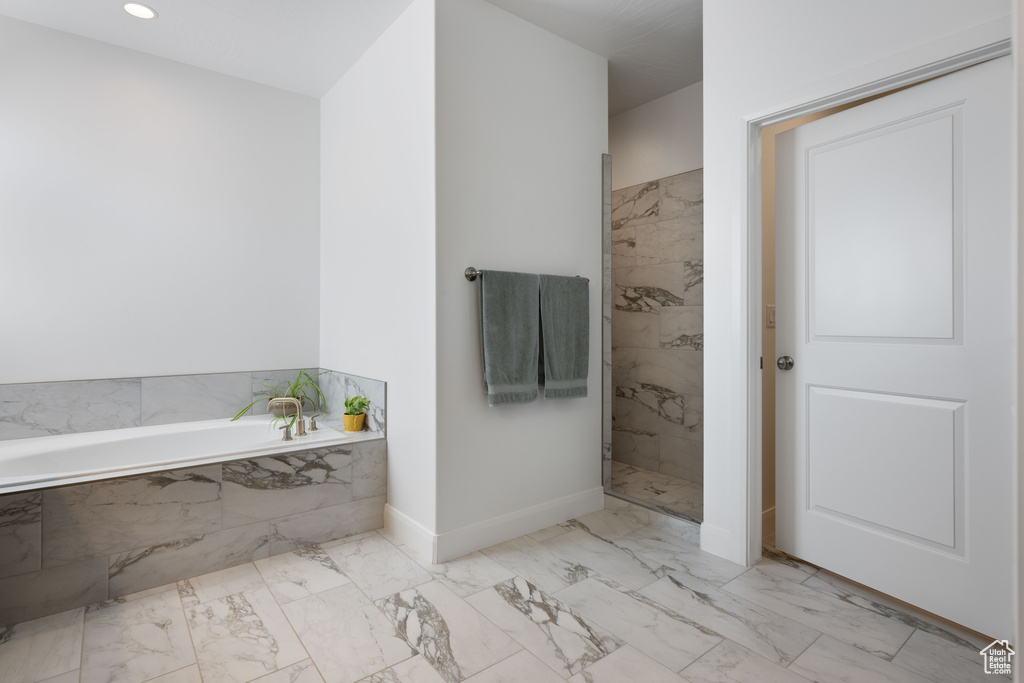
[
  {"x1": 610, "y1": 169, "x2": 703, "y2": 482},
  {"x1": 0, "y1": 368, "x2": 386, "y2": 441}
]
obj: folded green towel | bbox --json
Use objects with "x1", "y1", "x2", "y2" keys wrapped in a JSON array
[
  {"x1": 540, "y1": 274, "x2": 589, "y2": 399},
  {"x1": 481, "y1": 270, "x2": 541, "y2": 406}
]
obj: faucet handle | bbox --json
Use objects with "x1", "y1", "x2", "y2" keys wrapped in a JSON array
[
  {"x1": 279, "y1": 424, "x2": 293, "y2": 441},
  {"x1": 309, "y1": 415, "x2": 318, "y2": 431}
]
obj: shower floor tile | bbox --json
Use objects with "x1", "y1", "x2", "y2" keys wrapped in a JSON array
[
  {"x1": 610, "y1": 461, "x2": 703, "y2": 522},
  {"x1": 0, "y1": 523, "x2": 997, "y2": 683}
]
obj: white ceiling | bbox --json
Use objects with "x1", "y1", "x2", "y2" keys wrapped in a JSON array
[{"x1": 0, "y1": 0, "x2": 701, "y2": 115}]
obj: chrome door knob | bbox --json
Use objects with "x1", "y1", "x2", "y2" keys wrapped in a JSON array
[{"x1": 777, "y1": 356, "x2": 794, "y2": 371}]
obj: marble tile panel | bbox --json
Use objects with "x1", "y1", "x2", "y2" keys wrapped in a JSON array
[
  {"x1": 612, "y1": 428, "x2": 660, "y2": 471},
  {"x1": 612, "y1": 527, "x2": 743, "y2": 587},
  {"x1": 541, "y1": 529, "x2": 668, "y2": 590},
  {"x1": 0, "y1": 379, "x2": 141, "y2": 440},
  {"x1": 108, "y1": 522, "x2": 269, "y2": 597},
  {"x1": 611, "y1": 310, "x2": 660, "y2": 349},
  {"x1": 0, "y1": 557, "x2": 107, "y2": 627},
  {"x1": 187, "y1": 563, "x2": 266, "y2": 604},
  {"x1": 269, "y1": 496, "x2": 385, "y2": 555},
  {"x1": 255, "y1": 544, "x2": 351, "y2": 604},
  {"x1": 659, "y1": 307, "x2": 704, "y2": 350},
  {"x1": 678, "y1": 639, "x2": 810, "y2": 683},
  {"x1": 562, "y1": 509, "x2": 645, "y2": 541},
  {"x1": 283, "y1": 583, "x2": 415, "y2": 683},
  {"x1": 80, "y1": 588, "x2": 195, "y2": 683},
  {"x1": 222, "y1": 447, "x2": 353, "y2": 528},
  {"x1": 186, "y1": 585, "x2": 306, "y2": 683},
  {"x1": 253, "y1": 659, "x2": 325, "y2": 683},
  {"x1": 612, "y1": 225, "x2": 636, "y2": 268},
  {"x1": 615, "y1": 263, "x2": 700, "y2": 310},
  {"x1": 642, "y1": 512, "x2": 701, "y2": 548},
  {"x1": 612, "y1": 347, "x2": 638, "y2": 381},
  {"x1": 352, "y1": 440, "x2": 387, "y2": 500},
  {"x1": 464, "y1": 651, "x2": 562, "y2": 683},
  {"x1": 466, "y1": 577, "x2": 622, "y2": 678},
  {"x1": 639, "y1": 571, "x2": 821, "y2": 666},
  {"x1": 141, "y1": 373, "x2": 253, "y2": 426},
  {"x1": 481, "y1": 535, "x2": 593, "y2": 594},
  {"x1": 376, "y1": 580, "x2": 522, "y2": 682},
  {"x1": 614, "y1": 386, "x2": 702, "y2": 442},
  {"x1": 0, "y1": 491, "x2": 41, "y2": 579},
  {"x1": 721, "y1": 567, "x2": 914, "y2": 659},
  {"x1": 611, "y1": 181, "x2": 660, "y2": 231},
  {"x1": 320, "y1": 370, "x2": 387, "y2": 435},
  {"x1": 800, "y1": 570, "x2": 990, "y2": 650},
  {"x1": 891, "y1": 629, "x2": 1001, "y2": 683},
  {"x1": 325, "y1": 531, "x2": 432, "y2": 601},
  {"x1": 636, "y1": 348, "x2": 702, "y2": 396},
  {"x1": 526, "y1": 524, "x2": 572, "y2": 543},
  {"x1": 398, "y1": 547, "x2": 516, "y2": 598},
  {"x1": 357, "y1": 655, "x2": 445, "y2": 683},
  {"x1": 659, "y1": 436, "x2": 703, "y2": 483},
  {"x1": 635, "y1": 221, "x2": 702, "y2": 267},
  {"x1": 555, "y1": 575, "x2": 721, "y2": 672},
  {"x1": 602, "y1": 494, "x2": 651, "y2": 525},
  {"x1": 788, "y1": 634, "x2": 933, "y2": 683},
  {"x1": 0, "y1": 607, "x2": 84, "y2": 683},
  {"x1": 658, "y1": 169, "x2": 703, "y2": 220},
  {"x1": 42, "y1": 465, "x2": 223, "y2": 567},
  {"x1": 566, "y1": 645, "x2": 685, "y2": 683}
]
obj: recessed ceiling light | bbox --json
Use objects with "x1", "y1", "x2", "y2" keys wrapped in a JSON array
[{"x1": 124, "y1": 3, "x2": 158, "y2": 19}]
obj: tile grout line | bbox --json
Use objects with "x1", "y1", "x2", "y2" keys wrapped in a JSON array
[{"x1": 254, "y1": 557, "x2": 322, "y2": 683}]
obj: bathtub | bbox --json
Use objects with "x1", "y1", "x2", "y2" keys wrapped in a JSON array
[{"x1": 0, "y1": 416, "x2": 349, "y2": 494}]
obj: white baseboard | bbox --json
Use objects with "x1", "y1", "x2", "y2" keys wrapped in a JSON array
[
  {"x1": 433, "y1": 487, "x2": 604, "y2": 563},
  {"x1": 384, "y1": 504, "x2": 435, "y2": 563}
]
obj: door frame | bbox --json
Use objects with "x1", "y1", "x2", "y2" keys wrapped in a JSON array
[{"x1": 741, "y1": 37, "x2": 1012, "y2": 566}]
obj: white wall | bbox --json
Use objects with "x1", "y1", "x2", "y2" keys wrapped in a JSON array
[
  {"x1": 703, "y1": 2, "x2": 1013, "y2": 564},
  {"x1": 608, "y1": 82, "x2": 702, "y2": 190},
  {"x1": 434, "y1": 0, "x2": 607, "y2": 559},
  {"x1": 319, "y1": 0, "x2": 438, "y2": 552},
  {"x1": 0, "y1": 16, "x2": 320, "y2": 385}
]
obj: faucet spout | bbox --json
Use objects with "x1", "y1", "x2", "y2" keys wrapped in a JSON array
[{"x1": 268, "y1": 397, "x2": 306, "y2": 438}]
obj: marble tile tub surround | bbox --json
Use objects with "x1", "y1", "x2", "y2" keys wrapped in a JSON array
[
  {"x1": 0, "y1": 436, "x2": 386, "y2": 626},
  {"x1": 0, "y1": 503, "x2": 1000, "y2": 683},
  {"x1": 609, "y1": 169, "x2": 704, "y2": 492},
  {"x1": 0, "y1": 367, "x2": 386, "y2": 440}
]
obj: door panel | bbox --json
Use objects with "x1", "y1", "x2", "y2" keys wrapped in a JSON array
[{"x1": 775, "y1": 56, "x2": 1012, "y2": 637}]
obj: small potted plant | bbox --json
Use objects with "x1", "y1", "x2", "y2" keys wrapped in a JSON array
[
  {"x1": 232, "y1": 369, "x2": 328, "y2": 422},
  {"x1": 343, "y1": 396, "x2": 370, "y2": 432}
]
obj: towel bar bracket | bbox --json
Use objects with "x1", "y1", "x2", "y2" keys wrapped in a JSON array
[{"x1": 465, "y1": 267, "x2": 482, "y2": 282}]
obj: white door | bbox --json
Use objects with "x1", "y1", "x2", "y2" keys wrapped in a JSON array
[{"x1": 775, "y1": 56, "x2": 1013, "y2": 637}]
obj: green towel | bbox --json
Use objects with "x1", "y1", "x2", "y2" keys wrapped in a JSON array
[
  {"x1": 481, "y1": 270, "x2": 541, "y2": 406},
  {"x1": 540, "y1": 274, "x2": 589, "y2": 399}
]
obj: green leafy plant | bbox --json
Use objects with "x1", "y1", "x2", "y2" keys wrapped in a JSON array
[
  {"x1": 344, "y1": 395, "x2": 370, "y2": 416},
  {"x1": 232, "y1": 369, "x2": 329, "y2": 422}
]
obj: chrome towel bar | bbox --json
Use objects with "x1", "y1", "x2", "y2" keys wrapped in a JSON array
[{"x1": 465, "y1": 266, "x2": 581, "y2": 282}]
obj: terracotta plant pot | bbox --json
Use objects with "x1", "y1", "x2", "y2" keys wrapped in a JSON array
[{"x1": 343, "y1": 413, "x2": 366, "y2": 432}]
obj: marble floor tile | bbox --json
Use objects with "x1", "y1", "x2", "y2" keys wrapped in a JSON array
[
  {"x1": 466, "y1": 577, "x2": 623, "y2": 678},
  {"x1": 376, "y1": 580, "x2": 522, "y2": 683},
  {"x1": 38, "y1": 671, "x2": 81, "y2": 683},
  {"x1": 480, "y1": 535, "x2": 592, "y2": 594},
  {"x1": 186, "y1": 562, "x2": 266, "y2": 604},
  {"x1": 81, "y1": 589, "x2": 195, "y2": 683},
  {"x1": 186, "y1": 585, "x2": 306, "y2": 683},
  {"x1": 0, "y1": 607, "x2": 83, "y2": 683},
  {"x1": 463, "y1": 651, "x2": 563, "y2": 683},
  {"x1": 722, "y1": 567, "x2": 914, "y2": 659},
  {"x1": 788, "y1": 634, "x2": 933, "y2": 683},
  {"x1": 252, "y1": 659, "x2": 326, "y2": 683},
  {"x1": 891, "y1": 629, "x2": 1003, "y2": 683},
  {"x1": 612, "y1": 526, "x2": 745, "y2": 587},
  {"x1": 147, "y1": 665, "x2": 203, "y2": 682},
  {"x1": 399, "y1": 547, "x2": 516, "y2": 598},
  {"x1": 527, "y1": 524, "x2": 573, "y2": 543},
  {"x1": 555, "y1": 575, "x2": 721, "y2": 672},
  {"x1": 678, "y1": 639, "x2": 810, "y2": 683},
  {"x1": 566, "y1": 645, "x2": 685, "y2": 683},
  {"x1": 355, "y1": 655, "x2": 445, "y2": 683},
  {"x1": 639, "y1": 571, "x2": 820, "y2": 666},
  {"x1": 542, "y1": 529, "x2": 668, "y2": 590},
  {"x1": 255, "y1": 544, "x2": 352, "y2": 603},
  {"x1": 602, "y1": 495, "x2": 651, "y2": 526},
  {"x1": 283, "y1": 583, "x2": 415, "y2": 683},
  {"x1": 562, "y1": 509, "x2": 644, "y2": 541},
  {"x1": 325, "y1": 532, "x2": 433, "y2": 601},
  {"x1": 756, "y1": 546, "x2": 819, "y2": 583}
]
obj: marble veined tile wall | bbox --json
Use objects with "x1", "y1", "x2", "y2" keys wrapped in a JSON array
[
  {"x1": 0, "y1": 437, "x2": 387, "y2": 626},
  {"x1": 610, "y1": 169, "x2": 703, "y2": 483},
  {"x1": 0, "y1": 368, "x2": 386, "y2": 441}
]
